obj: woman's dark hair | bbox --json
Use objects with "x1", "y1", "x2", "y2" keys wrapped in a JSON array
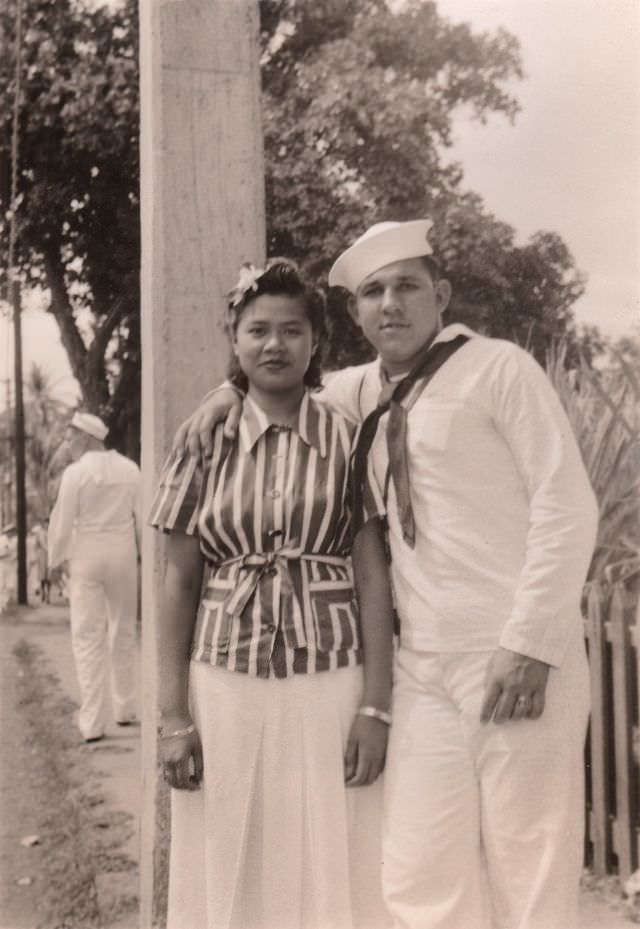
[{"x1": 226, "y1": 258, "x2": 327, "y2": 391}]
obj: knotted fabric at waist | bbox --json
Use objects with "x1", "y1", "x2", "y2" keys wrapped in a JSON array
[{"x1": 215, "y1": 547, "x2": 350, "y2": 650}]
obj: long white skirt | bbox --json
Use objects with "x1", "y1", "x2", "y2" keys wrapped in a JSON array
[{"x1": 167, "y1": 660, "x2": 390, "y2": 929}]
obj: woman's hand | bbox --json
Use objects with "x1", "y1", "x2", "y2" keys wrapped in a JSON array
[
  {"x1": 344, "y1": 714, "x2": 388, "y2": 787},
  {"x1": 159, "y1": 717, "x2": 204, "y2": 790}
]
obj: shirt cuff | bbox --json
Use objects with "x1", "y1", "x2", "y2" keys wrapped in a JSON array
[{"x1": 498, "y1": 609, "x2": 582, "y2": 668}]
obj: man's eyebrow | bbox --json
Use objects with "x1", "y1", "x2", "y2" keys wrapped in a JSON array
[{"x1": 363, "y1": 274, "x2": 420, "y2": 287}]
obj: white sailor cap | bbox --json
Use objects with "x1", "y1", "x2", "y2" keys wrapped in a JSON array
[
  {"x1": 328, "y1": 219, "x2": 434, "y2": 294},
  {"x1": 70, "y1": 411, "x2": 108, "y2": 441}
]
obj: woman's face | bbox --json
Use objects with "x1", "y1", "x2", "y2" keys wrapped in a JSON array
[{"x1": 232, "y1": 293, "x2": 316, "y2": 397}]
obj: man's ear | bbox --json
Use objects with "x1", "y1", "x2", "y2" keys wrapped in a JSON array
[
  {"x1": 346, "y1": 294, "x2": 361, "y2": 327},
  {"x1": 435, "y1": 278, "x2": 452, "y2": 314}
]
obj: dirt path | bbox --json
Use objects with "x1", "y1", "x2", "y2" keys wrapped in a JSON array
[
  {"x1": 0, "y1": 604, "x2": 139, "y2": 929},
  {"x1": 0, "y1": 619, "x2": 44, "y2": 929},
  {"x1": 1, "y1": 601, "x2": 635, "y2": 929}
]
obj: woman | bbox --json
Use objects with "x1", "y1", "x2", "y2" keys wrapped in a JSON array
[{"x1": 149, "y1": 259, "x2": 394, "y2": 929}]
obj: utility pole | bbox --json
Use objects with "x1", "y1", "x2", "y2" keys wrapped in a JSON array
[
  {"x1": 138, "y1": 0, "x2": 265, "y2": 923},
  {"x1": 0, "y1": 375, "x2": 12, "y2": 527},
  {"x1": 12, "y1": 276, "x2": 26, "y2": 602},
  {"x1": 7, "y1": 0, "x2": 27, "y2": 603}
]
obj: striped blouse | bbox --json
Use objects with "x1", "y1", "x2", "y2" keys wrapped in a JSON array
[{"x1": 149, "y1": 391, "x2": 384, "y2": 679}]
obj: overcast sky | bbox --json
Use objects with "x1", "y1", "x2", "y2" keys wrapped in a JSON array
[
  {"x1": 439, "y1": 0, "x2": 639, "y2": 338},
  {"x1": 1, "y1": 0, "x2": 638, "y2": 409}
]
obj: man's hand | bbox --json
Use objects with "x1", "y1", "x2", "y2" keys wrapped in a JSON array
[
  {"x1": 171, "y1": 387, "x2": 243, "y2": 459},
  {"x1": 480, "y1": 646, "x2": 550, "y2": 724},
  {"x1": 344, "y1": 714, "x2": 388, "y2": 786}
]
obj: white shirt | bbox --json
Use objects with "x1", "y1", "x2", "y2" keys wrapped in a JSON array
[
  {"x1": 48, "y1": 449, "x2": 142, "y2": 568},
  {"x1": 320, "y1": 324, "x2": 599, "y2": 667}
]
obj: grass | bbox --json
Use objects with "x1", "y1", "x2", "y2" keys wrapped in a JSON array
[
  {"x1": 12, "y1": 638, "x2": 138, "y2": 929},
  {"x1": 581, "y1": 870, "x2": 640, "y2": 923}
]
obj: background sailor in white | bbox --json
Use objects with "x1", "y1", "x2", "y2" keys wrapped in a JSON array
[{"x1": 48, "y1": 411, "x2": 141, "y2": 742}]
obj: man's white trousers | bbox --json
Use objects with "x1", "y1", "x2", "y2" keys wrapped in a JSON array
[
  {"x1": 382, "y1": 629, "x2": 590, "y2": 929},
  {"x1": 69, "y1": 533, "x2": 138, "y2": 739}
]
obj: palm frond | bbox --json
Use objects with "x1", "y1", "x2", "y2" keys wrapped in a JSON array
[{"x1": 546, "y1": 340, "x2": 640, "y2": 591}]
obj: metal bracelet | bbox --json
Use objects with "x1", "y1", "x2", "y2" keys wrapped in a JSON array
[
  {"x1": 357, "y1": 705, "x2": 392, "y2": 726},
  {"x1": 158, "y1": 722, "x2": 196, "y2": 740}
]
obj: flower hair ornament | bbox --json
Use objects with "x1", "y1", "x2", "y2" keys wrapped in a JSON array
[{"x1": 226, "y1": 262, "x2": 265, "y2": 309}]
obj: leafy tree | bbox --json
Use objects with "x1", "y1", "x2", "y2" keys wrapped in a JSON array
[
  {"x1": 23, "y1": 363, "x2": 71, "y2": 521},
  {"x1": 260, "y1": 1, "x2": 586, "y2": 367},
  {"x1": 0, "y1": 0, "x2": 139, "y2": 454},
  {"x1": 609, "y1": 332, "x2": 640, "y2": 372},
  {"x1": 431, "y1": 197, "x2": 587, "y2": 365},
  {"x1": 0, "y1": 0, "x2": 589, "y2": 453},
  {"x1": 263, "y1": 1, "x2": 519, "y2": 255},
  {"x1": 0, "y1": 364, "x2": 71, "y2": 526}
]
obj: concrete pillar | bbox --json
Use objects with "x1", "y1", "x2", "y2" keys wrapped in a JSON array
[{"x1": 138, "y1": 1, "x2": 264, "y2": 924}]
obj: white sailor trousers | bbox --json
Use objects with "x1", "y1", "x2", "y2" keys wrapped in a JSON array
[
  {"x1": 383, "y1": 629, "x2": 590, "y2": 929},
  {"x1": 69, "y1": 532, "x2": 138, "y2": 739}
]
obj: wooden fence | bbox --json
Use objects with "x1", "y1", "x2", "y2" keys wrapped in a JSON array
[{"x1": 584, "y1": 582, "x2": 640, "y2": 879}]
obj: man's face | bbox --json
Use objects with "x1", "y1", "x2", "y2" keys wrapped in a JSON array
[{"x1": 350, "y1": 257, "x2": 451, "y2": 376}]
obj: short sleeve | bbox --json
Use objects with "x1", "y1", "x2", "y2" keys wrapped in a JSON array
[
  {"x1": 348, "y1": 425, "x2": 386, "y2": 533},
  {"x1": 319, "y1": 363, "x2": 378, "y2": 424},
  {"x1": 148, "y1": 452, "x2": 204, "y2": 535},
  {"x1": 362, "y1": 456, "x2": 386, "y2": 524}
]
